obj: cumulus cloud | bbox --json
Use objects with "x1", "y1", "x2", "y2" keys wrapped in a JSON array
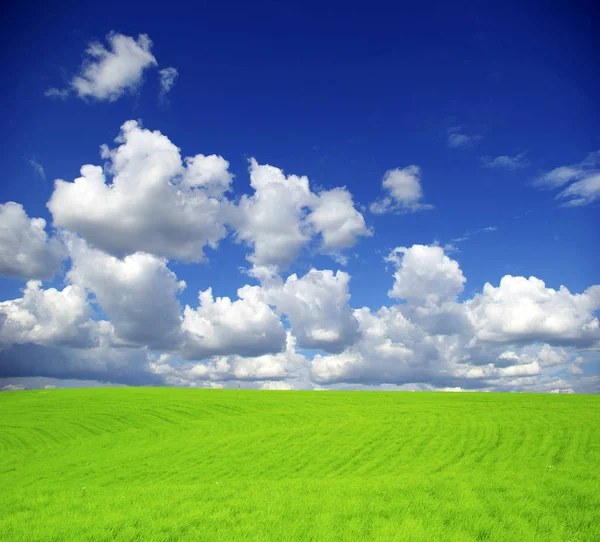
[
  {"x1": 312, "y1": 244, "x2": 599, "y2": 389},
  {"x1": 447, "y1": 127, "x2": 482, "y2": 149},
  {"x1": 386, "y1": 245, "x2": 466, "y2": 304},
  {"x1": 532, "y1": 150, "x2": 600, "y2": 207},
  {"x1": 0, "y1": 280, "x2": 102, "y2": 347},
  {"x1": 67, "y1": 238, "x2": 185, "y2": 349},
  {"x1": 260, "y1": 269, "x2": 360, "y2": 353},
  {"x1": 48, "y1": 120, "x2": 233, "y2": 263},
  {"x1": 465, "y1": 276, "x2": 600, "y2": 346},
  {"x1": 0, "y1": 202, "x2": 65, "y2": 280},
  {"x1": 480, "y1": 152, "x2": 530, "y2": 170},
  {"x1": 64, "y1": 33, "x2": 157, "y2": 101},
  {"x1": 232, "y1": 159, "x2": 370, "y2": 270},
  {"x1": 158, "y1": 67, "x2": 178, "y2": 102},
  {"x1": 369, "y1": 166, "x2": 434, "y2": 214},
  {"x1": 181, "y1": 332, "x2": 308, "y2": 383},
  {"x1": 181, "y1": 285, "x2": 286, "y2": 359}
]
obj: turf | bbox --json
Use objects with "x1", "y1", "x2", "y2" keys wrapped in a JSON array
[{"x1": 0, "y1": 389, "x2": 599, "y2": 541}]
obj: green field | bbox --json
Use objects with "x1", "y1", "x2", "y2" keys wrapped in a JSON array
[{"x1": 0, "y1": 389, "x2": 598, "y2": 541}]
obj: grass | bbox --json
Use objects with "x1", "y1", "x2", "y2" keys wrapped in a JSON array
[{"x1": 0, "y1": 388, "x2": 599, "y2": 541}]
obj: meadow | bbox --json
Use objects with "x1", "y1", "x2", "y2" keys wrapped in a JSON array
[{"x1": 0, "y1": 388, "x2": 598, "y2": 541}]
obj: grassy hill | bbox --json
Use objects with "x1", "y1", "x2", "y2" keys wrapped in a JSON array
[{"x1": 0, "y1": 388, "x2": 598, "y2": 541}]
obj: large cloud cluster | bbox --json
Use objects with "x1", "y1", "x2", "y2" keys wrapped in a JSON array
[{"x1": 1, "y1": 119, "x2": 598, "y2": 393}]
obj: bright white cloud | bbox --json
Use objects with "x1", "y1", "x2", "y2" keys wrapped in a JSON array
[
  {"x1": 386, "y1": 245, "x2": 466, "y2": 304},
  {"x1": 465, "y1": 276, "x2": 600, "y2": 346},
  {"x1": 48, "y1": 120, "x2": 233, "y2": 263},
  {"x1": 233, "y1": 159, "x2": 369, "y2": 270},
  {"x1": 71, "y1": 33, "x2": 157, "y2": 101},
  {"x1": 261, "y1": 269, "x2": 360, "y2": 353},
  {"x1": 0, "y1": 202, "x2": 65, "y2": 280},
  {"x1": 0, "y1": 280, "x2": 100, "y2": 347},
  {"x1": 480, "y1": 152, "x2": 530, "y2": 170},
  {"x1": 181, "y1": 285, "x2": 286, "y2": 359},
  {"x1": 370, "y1": 166, "x2": 433, "y2": 214}
]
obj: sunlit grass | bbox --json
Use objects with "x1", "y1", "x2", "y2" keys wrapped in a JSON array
[{"x1": 1, "y1": 388, "x2": 598, "y2": 540}]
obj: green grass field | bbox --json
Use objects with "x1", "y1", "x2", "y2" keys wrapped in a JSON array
[{"x1": 1, "y1": 389, "x2": 598, "y2": 541}]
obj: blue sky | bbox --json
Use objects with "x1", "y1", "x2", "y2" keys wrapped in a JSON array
[{"x1": 0, "y1": 0, "x2": 598, "y2": 392}]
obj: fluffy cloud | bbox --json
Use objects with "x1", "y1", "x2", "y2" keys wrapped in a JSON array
[
  {"x1": 369, "y1": 166, "x2": 433, "y2": 214},
  {"x1": 312, "y1": 244, "x2": 598, "y2": 389},
  {"x1": 233, "y1": 159, "x2": 370, "y2": 270},
  {"x1": 0, "y1": 202, "x2": 65, "y2": 280},
  {"x1": 68, "y1": 33, "x2": 157, "y2": 101},
  {"x1": 532, "y1": 150, "x2": 600, "y2": 207},
  {"x1": 48, "y1": 121, "x2": 232, "y2": 262},
  {"x1": 181, "y1": 285, "x2": 286, "y2": 359},
  {"x1": 181, "y1": 332, "x2": 308, "y2": 383},
  {"x1": 386, "y1": 245, "x2": 466, "y2": 304},
  {"x1": 480, "y1": 152, "x2": 530, "y2": 170},
  {"x1": 465, "y1": 276, "x2": 600, "y2": 346},
  {"x1": 447, "y1": 127, "x2": 482, "y2": 149},
  {"x1": 260, "y1": 269, "x2": 360, "y2": 353},
  {"x1": 0, "y1": 280, "x2": 100, "y2": 347},
  {"x1": 68, "y1": 238, "x2": 185, "y2": 349}
]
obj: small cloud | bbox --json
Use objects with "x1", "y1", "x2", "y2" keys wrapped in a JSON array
[
  {"x1": 28, "y1": 158, "x2": 46, "y2": 180},
  {"x1": 158, "y1": 67, "x2": 178, "y2": 104},
  {"x1": 447, "y1": 127, "x2": 482, "y2": 149},
  {"x1": 369, "y1": 166, "x2": 434, "y2": 215},
  {"x1": 532, "y1": 150, "x2": 600, "y2": 207},
  {"x1": 480, "y1": 151, "x2": 530, "y2": 170},
  {"x1": 44, "y1": 88, "x2": 69, "y2": 100},
  {"x1": 46, "y1": 33, "x2": 158, "y2": 103}
]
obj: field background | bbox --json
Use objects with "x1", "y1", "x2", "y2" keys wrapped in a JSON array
[{"x1": 1, "y1": 389, "x2": 598, "y2": 541}]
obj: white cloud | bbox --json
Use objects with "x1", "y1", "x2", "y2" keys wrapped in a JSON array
[
  {"x1": 48, "y1": 120, "x2": 233, "y2": 263},
  {"x1": 370, "y1": 166, "x2": 434, "y2": 215},
  {"x1": 480, "y1": 152, "x2": 530, "y2": 170},
  {"x1": 260, "y1": 381, "x2": 294, "y2": 390},
  {"x1": 532, "y1": 150, "x2": 600, "y2": 207},
  {"x1": 158, "y1": 67, "x2": 178, "y2": 102},
  {"x1": 260, "y1": 269, "x2": 360, "y2": 353},
  {"x1": 307, "y1": 187, "x2": 372, "y2": 258},
  {"x1": 0, "y1": 202, "x2": 65, "y2": 280},
  {"x1": 67, "y1": 238, "x2": 185, "y2": 349},
  {"x1": 386, "y1": 245, "x2": 466, "y2": 304},
  {"x1": 0, "y1": 280, "x2": 100, "y2": 347},
  {"x1": 465, "y1": 276, "x2": 600, "y2": 346},
  {"x1": 70, "y1": 33, "x2": 157, "y2": 101},
  {"x1": 447, "y1": 127, "x2": 482, "y2": 149},
  {"x1": 311, "y1": 244, "x2": 598, "y2": 390},
  {"x1": 232, "y1": 159, "x2": 370, "y2": 270},
  {"x1": 181, "y1": 285, "x2": 286, "y2": 359},
  {"x1": 556, "y1": 173, "x2": 600, "y2": 207},
  {"x1": 182, "y1": 332, "x2": 308, "y2": 383}
]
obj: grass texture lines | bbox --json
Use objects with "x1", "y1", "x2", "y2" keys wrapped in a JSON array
[{"x1": 0, "y1": 389, "x2": 599, "y2": 541}]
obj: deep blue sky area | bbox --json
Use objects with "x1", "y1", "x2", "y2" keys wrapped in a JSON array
[{"x1": 1, "y1": 0, "x2": 598, "y2": 309}]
